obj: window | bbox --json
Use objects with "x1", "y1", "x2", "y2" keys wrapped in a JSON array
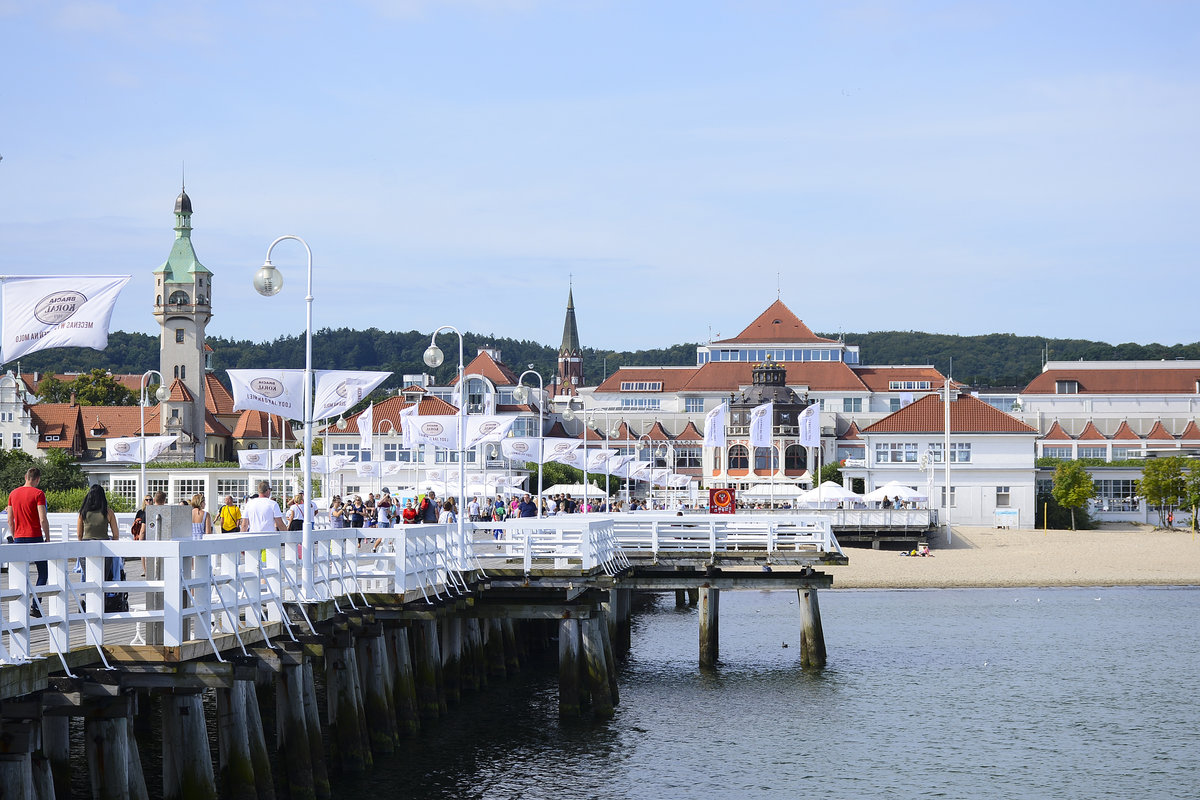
[
  {"x1": 753, "y1": 447, "x2": 778, "y2": 471},
  {"x1": 435, "y1": 450, "x2": 476, "y2": 463},
  {"x1": 1112, "y1": 447, "x2": 1140, "y2": 460},
  {"x1": 620, "y1": 381, "x2": 663, "y2": 392},
  {"x1": 383, "y1": 443, "x2": 413, "y2": 462},
  {"x1": 0, "y1": 412, "x2": 12, "y2": 422},
  {"x1": 875, "y1": 442, "x2": 918, "y2": 463},
  {"x1": 728, "y1": 445, "x2": 748, "y2": 471},
  {"x1": 175, "y1": 328, "x2": 185, "y2": 343},
  {"x1": 44, "y1": 434, "x2": 60, "y2": 442},
  {"x1": 784, "y1": 445, "x2": 806, "y2": 471},
  {"x1": 148, "y1": 478, "x2": 169, "y2": 499},
  {"x1": 174, "y1": 478, "x2": 206, "y2": 501},
  {"x1": 685, "y1": 398, "x2": 704, "y2": 414},
  {"x1": 675, "y1": 446, "x2": 701, "y2": 468},
  {"x1": 940, "y1": 486, "x2": 957, "y2": 507},
  {"x1": 889, "y1": 398, "x2": 902, "y2": 412},
  {"x1": 1095, "y1": 479, "x2": 1139, "y2": 504},
  {"x1": 888, "y1": 381, "x2": 932, "y2": 391},
  {"x1": 510, "y1": 417, "x2": 537, "y2": 438},
  {"x1": 1043, "y1": 446, "x2": 1072, "y2": 459},
  {"x1": 12, "y1": 433, "x2": 20, "y2": 448},
  {"x1": 621, "y1": 398, "x2": 661, "y2": 410},
  {"x1": 332, "y1": 442, "x2": 363, "y2": 463},
  {"x1": 1055, "y1": 380, "x2": 1079, "y2": 395},
  {"x1": 109, "y1": 478, "x2": 138, "y2": 508},
  {"x1": 1079, "y1": 446, "x2": 1107, "y2": 460},
  {"x1": 951, "y1": 443, "x2": 970, "y2": 463},
  {"x1": 842, "y1": 397, "x2": 862, "y2": 413},
  {"x1": 996, "y1": 486, "x2": 1011, "y2": 507},
  {"x1": 169, "y1": 290, "x2": 189, "y2": 305},
  {"x1": 345, "y1": 485, "x2": 362, "y2": 496},
  {"x1": 217, "y1": 478, "x2": 249, "y2": 500}
]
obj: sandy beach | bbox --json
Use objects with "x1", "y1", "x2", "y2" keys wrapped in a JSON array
[{"x1": 828, "y1": 525, "x2": 1200, "y2": 589}]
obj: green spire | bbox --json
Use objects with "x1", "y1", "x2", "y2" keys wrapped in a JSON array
[{"x1": 154, "y1": 187, "x2": 210, "y2": 281}]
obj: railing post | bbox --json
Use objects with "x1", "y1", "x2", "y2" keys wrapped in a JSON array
[{"x1": 163, "y1": 549, "x2": 184, "y2": 647}]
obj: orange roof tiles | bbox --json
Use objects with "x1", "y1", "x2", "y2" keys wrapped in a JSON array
[
  {"x1": 685, "y1": 362, "x2": 868, "y2": 393},
  {"x1": 84, "y1": 407, "x2": 155, "y2": 438},
  {"x1": 1179, "y1": 420, "x2": 1200, "y2": 440},
  {"x1": 28, "y1": 404, "x2": 86, "y2": 451},
  {"x1": 1144, "y1": 421, "x2": 1175, "y2": 441},
  {"x1": 205, "y1": 374, "x2": 236, "y2": 415},
  {"x1": 1042, "y1": 421, "x2": 1074, "y2": 441},
  {"x1": 675, "y1": 421, "x2": 703, "y2": 442},
  {"x1": 645, "y1": 421, "x2": 673, "y2": 441},
  {"x1": 1023, "y1": 368, "x2": 1200, "y2": 395},
  {"x1": 851, "y1": 367, "x2": 947, "y2": 392},
  {"x1": 1111, "y1": 421, "x2": 1141, "y2": 441},
  {"x1": 596, "y1": 367, "x2": 698, "y2": 393},
  {"x1": 232, "y1": 410, "x2": 296, "y2": 442},
  {"x1": 712, "y1": 300, "x2": 837, "y2": 345},
  {"x1": 166, "y1": 378, "x2": 194, "y2": 403},
  {"x1": 862, "y1": 394, "x2": 1038, "y2": 434},
  {"x1": 545, "y1": 421, "x2": 570, "y2": 439},
  {"x1": 205, "y1": 410, "x2": 232, "y2": 437},
  {"x1": 452, "y1": 350, "x2": 520, "y2": 387},
  {"x1": 1076, "y1": 421, "x2": 1107, "y2": 441},
  {"x1": 839, "y1": 422, "x2": 862, "y2": 441}
]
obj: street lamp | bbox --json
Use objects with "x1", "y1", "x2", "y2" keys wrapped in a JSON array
[
  {"x1": 255, "y1": 235, "x2": 316, "y2": 599},
  {"x1": 139, "y1": 370, "x2": 170, "y2": 504},
  {"x1": 424, "y1": 326, "x2": 466, "y2": 568},
  {"x1": 513, "y1": 368, "x2": 545, "y2": 517},
  {"x1": 657, "y1": 442, "x2": 676, "y2": 510}
]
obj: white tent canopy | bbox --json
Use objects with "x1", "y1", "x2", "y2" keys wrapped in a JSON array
[
  {"x1": 741, "y1": 483, "x2": 806, "y2": 499},
  {"x1": 863, "y1": 482, "x2": 928, "y2": 502},
  {"x1": 799, "y1": 481, "x2": 861, "y2": 503}
]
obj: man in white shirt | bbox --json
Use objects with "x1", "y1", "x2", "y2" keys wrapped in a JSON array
[
  {"x1": 468, "y1": 496, "x2": 481, "y2": 521},
  {"x1": 244, "y1": 481, "x2": 286, "y2": 532}
]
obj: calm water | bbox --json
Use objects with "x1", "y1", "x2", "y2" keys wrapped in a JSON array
[{"x1": 331, "y1": 587, "x2": 1200, "y2": 800}]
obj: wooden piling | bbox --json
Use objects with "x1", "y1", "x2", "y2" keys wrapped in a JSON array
[
  {"x1": 87, "y1": 700, "x2": 132, "y2": 800},
  {"x1": 558, "y1": 618, "x2": 582, "y2": 718},
  {"x1": 674, "y1": 589, "x2": 687, "y2": 608},
  {"x1": 699, "y1": 586, "x2": 720, "y2": 668},
  {"x1": 161, "y1": 692, "x2": 217, "y2": 800},
  {"x1": 42, "y1": 715, "x2": 70, "y2": 800},
  {"x1": 325, "y1": 644, "x2": 367, "y2": 774},
  {"x1": 411, "y1": 622, "x2": 441, "y2": 720},
  {"x1": 356, "y1": 632, "x2": 395, "y2": 756},
  {"x1": 798, "y1": 588, "x2": 827, "y2": 669},
  {"x1": 0, "y1": 719, "x2": 35, "y2": 800},
  {"x1": 243, "y1": 680, "x2": 275, "y2": 800},
  {"x1": 344, "y1": 644, "x2": 374, "y2": 769},
  {"x1": 687, "y1": 587, "x2": 699, "y2": 606},
  {"x1": 502, "y1": 618, "x2": 521, "y2": 675},
  {"x1": 302, "y1": 660, "x2": 332, "y2": 800},
  {"x1": 485, "y1": 618, "x2": 507, "y2": 680},
  {"x1": 581, "y1": 616, "x2": 613, "y2": 719},
  {"x1": 388, "y1": 626, "x2": 421, "y2": 736},
  {"x1": 598, "y1": 609, "x2": 620, "y2": 707},
  {"x1": 216, "y1": 681, "x2": 257, "y2": 800},
  {"x1": 441, "y1": 617, "x2": 462, "y2": 705},
  {"x1": 466, "y1": 618, "x2": 487, "y2": 690},
  {"x1": 277, "y1": 660, "x2": 316, "y2": 800},
  {"x1": 31, "y1": 747, "x2": 54, "y2": 800}
]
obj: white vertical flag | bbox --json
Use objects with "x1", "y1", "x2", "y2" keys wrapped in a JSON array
[
  {"x1": 703, "y1": 402, "x2": 728, "y2": 448},
  {"x1": 749, "y1": 402, "x2": 774, "y2": 448},
  {"x1": 1, "y1": 275, "x2": 131, "y2": 363},
  {"x1": 105, "y1": 435, "x2": 176, "y2": 464},
  {"x1": 900, "y1": 392, "x2": 914, "y2": 408},
  {"x1": 357, "y1": 404, "x2": 374, "y2": 451},
  {"x1": 798, "y1": 402, "x2": 820, "y2": 448},
  {"x1": 312, "y1": 370, "x2": 391, "y2": 420},
  {"x1": 228, "y1": 369, "x2": 307, "y2": 419}
]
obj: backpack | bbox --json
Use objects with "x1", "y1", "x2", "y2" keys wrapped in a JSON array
[{"x1": 130, "y1": 517, "x2": 144, "y2": 540}]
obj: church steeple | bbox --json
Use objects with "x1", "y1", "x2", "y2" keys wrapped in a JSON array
[{"x1": 556, "y1": 286, "x2": 583, "y2": 396}]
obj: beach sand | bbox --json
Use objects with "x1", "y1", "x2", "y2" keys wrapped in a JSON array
[{"x1": 828, "y1": 524, "x2": 1200, "y2": 589}]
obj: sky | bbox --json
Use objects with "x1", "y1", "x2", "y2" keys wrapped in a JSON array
[{"x1": 1, "y1": 0, "x2": 1198, "y2": 357}]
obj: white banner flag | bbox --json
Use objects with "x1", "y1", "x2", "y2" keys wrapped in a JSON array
[
  {"x1": 749, "y1": 402, "x2": 774, "y2": 449},
  {"x1": 405, "y1": 415, "x2": 460, "y2": 450},
  {"x1": 465, "y1": 415, "x2": 515, "y2": 448},
  {"x1": 309, "y1": 455, "x2": 355, "y2": 474},
  {"x1": 105, "y1": 435, "x2": 176, "y2": 464},
  {"x1": 543, "y1": 439, "x2": 583, "y2": 464},
  {"x1": 603, "y1": 454, "x2": 634, "y2": 475},
  {"x1": 381, "y1": 462, "x2": 406, "y2": 477},
  {"x1": 1, "y1": 275, "x2": 131, "y2": 363},
  {"x1": 238, "y1": 448, "x2": 300, "y2": 470},
  {"x1": 312, "y1": 370, "x2": 391, "y2": 421},
  {"x1": 356, "y1": 462, "x2": 379, "y2": 479},
  {"x1": 357, "y1": 404, "x2": 374, "y2": 451},
  {"x1": 703, "y1": 402, "x2": 728, "y2": 448},
  {"x1": 900, "y1": 392, "x2": 914, "y2": 408},
  {"x1": 501, "y1": 437, "x2": 544, "y2": 464},
  {"x1": 228, "y1": 369, "x2": 307, "y2": 420},
  {"x1": 798, "y1": 402, "x2": 820, "y2": 448}
]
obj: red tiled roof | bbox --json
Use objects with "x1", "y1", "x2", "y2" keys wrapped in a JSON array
[
  {"x1": 839, "y1": 422, "x2": 862, "y2": 441},
  {"x1": 1077, "y1": 421, "x2": 1107, "y2": 441},
  {"x1": 545, "y1": 421, "x2": 570, "y2": 438},
  {"x1": 1042, "y1": 421, "x2": 1073, "y2": 441},
  {"x1": 851, "y1": 367, "x2": 948, "y2": 392},
  {"x1": 675, "y1": 421, "x2": 703, "y2": 442},
  {"x1": 204, "y1": 374, "x2": 236, "y2": 415},
  {"x1": 1023, "y1": 368, "x2": 1200, "y2": 395},
  {"x1": 84, "y1": 407, "x2": 155, "y2": 438},
  {"x1": 166, "y1": 378, "x2": 194, "y2": 403},
  {"x1": 1180, "y1": 420, "x2": 1200, "y2": 440},
  {"x1": 1144, "y1": 421, "x2": 1175, "y2": 441},
  {"x1": 679, "y1": 362, "x2": 868, "y2": 393},
  {"x1": 232, "y1": 410, "x2": 296, "y2": 441},
  {"x1": 1111, "y1": 421, "x2": 1141, "y2": 441},
  {"x1": 645, "y1": 421, "x2": 673, "y2": 441},
  {"x1": 596, "y1": 367, "x2": 698, "y2": 393},
  {"x1": 712, "y1": 300, "x2": 837, "y2": 345},
  {"x1": 862, "y1": 394, "x2": 1038, "y2": 434},
  {"x1": 205, "y1": 409, "x2": 232, "y2": 437},
  {"x1": 322, "y1": 395, "x2": 460, "y2": 436},
  {"x1": 28, "y1": 404, "x2": 86, "y2": 451},
  {"x1": 452, "y1": 350, "x2": 520, "y2": 387},
  {"x1": 400, "y1": 385, "x2": 427, "y2": 394}
]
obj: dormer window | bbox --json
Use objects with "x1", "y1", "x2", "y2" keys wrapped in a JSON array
[{"x1": 1056, "y1": 380, "x2": 1079, "y2": 395}]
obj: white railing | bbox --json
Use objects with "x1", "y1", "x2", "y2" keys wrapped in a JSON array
[
  {"x1": 477, "y1": 517, "x2": 629, "y2": 575},
  {"x1": 611, "y1": 513, "x2": 844, "y2": 558}
]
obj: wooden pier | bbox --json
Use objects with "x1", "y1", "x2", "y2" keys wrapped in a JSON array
[{"x1": 0, "y1": 514, "x2": 845, "y2": 799}]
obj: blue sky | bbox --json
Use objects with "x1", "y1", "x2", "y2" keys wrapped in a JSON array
[{"x1": 2, "y1": 0, "x2": 1198, "y2": 356}]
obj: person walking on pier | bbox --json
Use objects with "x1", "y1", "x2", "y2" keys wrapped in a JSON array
[
  {"x1": 217, "y1": 495, "x2": 242, "y2": 533},
  {"x1": 244, "y1": 481, "x2": 286, "y2": 532},
  {"x1": 9, "y1": 467, "x2": 50, "y2": 615},
  {"x1": 190, "y1": 494, "x2": 213, "y2": 540}
]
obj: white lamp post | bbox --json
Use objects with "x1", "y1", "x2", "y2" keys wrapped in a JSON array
[
  {"x1": 424, "y1": 326, "x2": 466, "y2": 568},
  {"x1": 139, "y1": 370, "x2": 170, "y2": 504},
  {"x1": 513, "y1": 368, "x2": 544, "y2": 518},
  {"x1": 657, "y1": 442, "x2": 676, "y2": 509},
  {"x1": 637, "y1": 433, "x2": 653, "y2": 510},
  {"x1": 588, "y1": 407, "x2": 620, "y2": 507},
  {"x1": 254, "y1": 235, "x2": 317, "y2": 599}
]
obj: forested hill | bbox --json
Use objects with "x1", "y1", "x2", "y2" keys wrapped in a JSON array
[{"x1": 9, "y1": 328, "x2": 1200, "y2": 391}]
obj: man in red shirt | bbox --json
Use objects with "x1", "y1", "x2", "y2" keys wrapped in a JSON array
[{"x1": 9, "y1": 467, "x2": 51, "y2": 615}]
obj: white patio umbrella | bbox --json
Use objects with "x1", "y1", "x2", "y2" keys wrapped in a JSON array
[
  {"x1": 799, "y1": 481, "x2": 860, "y2": 504},
  {"x1": 863, "y1": 482, "x2": 928, "y2": 502}
]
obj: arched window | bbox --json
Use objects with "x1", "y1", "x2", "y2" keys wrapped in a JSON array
[
  {"x1": 728, "y1": 445, "x2": 748, "y2": 471},
  {"x1": 180, "y1": 365, "x2": 186, "y2": 380},
  {"x1": 156, "y1": 294, "x2": 162, "y2": 305},
  {"x1": 169, "y1": 290, "x2": 189, "y2": 305},
  {"x1": 754, "y1": 446, "x2": 778, "y2": 471},
  {"x1": 248, "y1": 443, "x2": 259, "y2": 450},
  {"x1": 785, "y1": 445, "x2": 807, "y2": 472},
  {"x1": 173, "y1": 365, "x2": 179, "y2": 378}
]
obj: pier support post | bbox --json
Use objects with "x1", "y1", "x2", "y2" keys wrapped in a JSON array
[
  {"x1": 325, "y1": 643, "x2": 367, "y2": 774},
  {"x1": 161, "y1": 691, "x2": 217, "y2": 800},
  {"x1": 687, "y1": 587, "x2": 699, "y2": 606},
  {"x1": 558, "y1": 618, "x2": 583, "y2": 718},
  {"x1": 485, "y1": 618, "x2": 507, "y2": 680},
  {"x1": 699, "y1": 587, "x2": 720, "y2": 668},
  {"x1": 388, "y1": 626, "x2": 420, "y2": 737},
  {"x1": 87, "y1": 699, "x2": 132, "y2": 800},
  {"x1": 467, "y1": 618, "x2": 487, "y2": 689},
  {"x1": 798, "y1": 588, "x2": 827, "y2": 669},
  {"x1": 42, "y1": 715, "x2": 70, "y2": 800},
  {"x1": 277, "y1": 659, "x2": 316, "y2": 800},
  {"x1": 356, "y1": 630, "x2": 395, "y2": 756},
  {"x1": 674, "y1": 589, "x2": 687, "y2": 608},
  {"x1": 411, "y1": 622, "x2": 442, "y2": 720},
  {"x1": 502, "y1": 619, "x2": 521, "y2": 675},
  {"x1": 243, "y1": 679, "x2": 275, "y2": 800},
  {"x1": 581, "y1": 615, "x2": 613, "y2": 719},
  {"x1": 0, "y1": 720, "x2": 34, "y2": 800},
  {"x1": 216, "y1": 681, "x2": 257, "y2": 800},
  {"x1": 598, "y1": 609, "x2": 620, "y2": 706},
  {"x1": 441, "y1": 617, "x2": 462, "y2": 705},
  {"x1": 345, "y1": 643, "x2": 374, "y2": 769},
  {"x1": 302, "y1": 660, "x2": 332, "y2": 800}
]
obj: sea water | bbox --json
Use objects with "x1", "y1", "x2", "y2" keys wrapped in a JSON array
[{"x1": 330, "y1": 586, "x2": 1200, "y2": 799}]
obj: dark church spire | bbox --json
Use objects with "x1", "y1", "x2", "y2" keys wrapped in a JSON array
[{"x1": 557, "y1": 285, "x2": 582, "y2": 396}]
